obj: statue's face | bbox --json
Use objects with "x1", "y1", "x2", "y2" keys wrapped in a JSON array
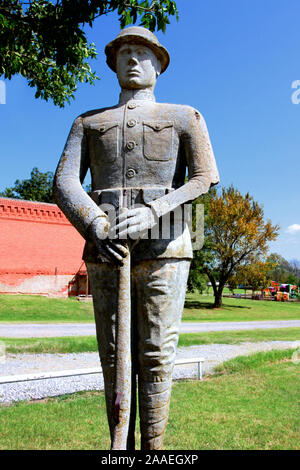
[{"x1": 116, "y1": 43, "x2": 161, "y2": 90}]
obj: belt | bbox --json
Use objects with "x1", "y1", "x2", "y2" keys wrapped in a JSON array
[{"x1": 90, "y1": 187, "x2": 174, "y2": 210}]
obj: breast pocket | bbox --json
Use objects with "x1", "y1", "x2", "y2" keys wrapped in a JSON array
[
  {"x1": 143, "y1": 121, "x2": 174, "y2": 161},
  {"x1": 88, "y1": 122, "x2": 119, "y2": 163}
]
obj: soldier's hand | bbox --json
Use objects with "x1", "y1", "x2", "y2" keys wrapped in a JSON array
[
  {"x1": 109, "y1": 207, "x2": 157, "y2": 240},
  {"x1": 98, "y1": 239, "x2": 129, "y2": 265},
  {"x1": 89, "y1": 216, "x2": 129, "y2": 265}
]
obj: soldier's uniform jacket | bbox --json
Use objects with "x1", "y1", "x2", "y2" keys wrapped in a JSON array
[{"x1": 53, "y1": 96, "x2": 219, "y2": 262}]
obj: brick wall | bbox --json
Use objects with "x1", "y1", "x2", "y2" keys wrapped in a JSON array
[{"x1": 0, "y1": 198, "x2": 86, "y2": 296}]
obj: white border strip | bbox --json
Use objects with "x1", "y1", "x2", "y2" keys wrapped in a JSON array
[{"x1": 0, "y1": 358, "x2": 205, "y2": 384}]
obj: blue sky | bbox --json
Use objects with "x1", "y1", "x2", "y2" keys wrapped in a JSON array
[{"x1": 0, "y1": 0, "x2": 299, "y2": 261}]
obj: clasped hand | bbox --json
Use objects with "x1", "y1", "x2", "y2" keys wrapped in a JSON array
[{"x1": 90, "y1": 207, "x2": 156, "y2": 265}]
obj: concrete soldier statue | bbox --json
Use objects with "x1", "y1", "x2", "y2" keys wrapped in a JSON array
[{"x1": 53, "y1": 26, "x2": 219, "y2": 450}]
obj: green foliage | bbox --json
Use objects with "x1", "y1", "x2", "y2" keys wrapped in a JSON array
[
  {"x1": 186, "y1": 267, "x2": 207, "y2": 294},
  {"x1": 187, "y1": 188, "x2": 217, "y2": 293},
  {"x1": 189, "y1": 186, "x2": 279, "y2": 307},
  {"x1": 228, "y1": 259, "x2": 276, "y2": 294},
  {"x1": 0, "y1": 1, "x2": 178, "y2": 106},
  {"x1": 0, "y1": 166, "x2": 91, "y2": 202},
  {"x1": 267, "y1": 253, "x2": 300, "y2": 286},
  {"x1": 0, "y1": 167, "x2": 54, "y2": 202}
]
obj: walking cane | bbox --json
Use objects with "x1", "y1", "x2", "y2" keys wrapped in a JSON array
[
  {"x1": 111, "y1": 190, "x2": 133, "y2": 450},
  {"x1": 111, "y1": 244, "x2": 131, "y2": 450}
]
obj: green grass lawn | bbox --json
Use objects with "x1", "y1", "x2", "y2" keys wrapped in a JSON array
[
  {"x1": 1, "y1": 328, "x2": 299, "y2": 354},
  {"x1": 0, "y1": 349, "x2": 298, "y2": 450},
  {"x1": 0, "y1": 295, "x2": 95, "y2": 323},
  {"x1": 183, "y1": 292, "x2": 300, "y2": 322},
  {"x1": 0, "y1": 293, "x2": 299, "y2": 323},
  {"x1": 178, "y1": 327, "x2": 300, "y2": 347}
]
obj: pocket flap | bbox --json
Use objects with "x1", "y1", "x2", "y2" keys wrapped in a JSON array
[
  {"x1": 142, "y1": 188, "x2": 168, "y2": 205},
  {"x1": 87, "y1": 122, "x2": 119, "y2": 133},
  {"x1": 99, "y1": 122, "x2": 119, "y2": 134},
  {"x1": 143, "y1": 121, "x2": 173, "y2": 131}
]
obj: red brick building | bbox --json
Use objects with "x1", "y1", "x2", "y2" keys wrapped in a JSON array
[{"x1": 0, "y1": 197, "x2": 89, "y2": 297}]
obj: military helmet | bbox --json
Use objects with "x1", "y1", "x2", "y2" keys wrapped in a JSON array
[{"x1": 105, "y1": 26, "x2": 170, "y2": 74}]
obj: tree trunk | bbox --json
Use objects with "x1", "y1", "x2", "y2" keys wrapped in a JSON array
[
  {"x1": 213, "y1": 292, "x2": 222, "y2": 308},
  {"x1": 203, "y1": 268, "x2": 226, "y2": 308},
  {"x1": 203, "y1": 268, "x2": 218, "y2": 304},
  {"x1": 214, "y1": 281, "x2": 226, "y2": 308}
]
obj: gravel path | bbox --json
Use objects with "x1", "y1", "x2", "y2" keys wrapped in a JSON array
[
  {"x1": 1, "y1": 320, "x2": 299, "y2": 337},
  {"x1": 180, "y1": 320, "x2": 300, "y2": 333},
  {"x1": 0, "y1": 340, "x2": 299, "y2": 404}
]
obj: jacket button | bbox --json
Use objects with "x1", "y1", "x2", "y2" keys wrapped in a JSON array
[
  {"x1": 126, "y1": 141, "x2": 136, "y2": 150},
  {"x1": 126, "y1": 168, "x2": 136, "y2": 178},
  {"x1": 127, "y1": 119, "x2": 137, "y2": 127},
  {"x1": 128, "y1": 102, "x2": 137, "y2": 109}
]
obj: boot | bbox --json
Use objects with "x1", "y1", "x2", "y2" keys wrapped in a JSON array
[{"x1": 139, "y1": 379, "x2": 172, "y2": 450}]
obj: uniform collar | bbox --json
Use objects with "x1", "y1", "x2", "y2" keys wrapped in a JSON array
[{"x1": 118, "y1": 89, "x2": 156, "y2": 105}]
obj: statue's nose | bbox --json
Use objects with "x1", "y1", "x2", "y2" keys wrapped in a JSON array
[{"x1": 128, "y1": 56, "x2": 138, "y2": 66}]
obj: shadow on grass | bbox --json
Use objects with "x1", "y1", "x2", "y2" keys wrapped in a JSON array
[
  {"x1": 184, "y1": 300, "x2": 251, "y2": 310},
  {"x1": 184, "y1": 301, "x2": 215, "y2": 310}
]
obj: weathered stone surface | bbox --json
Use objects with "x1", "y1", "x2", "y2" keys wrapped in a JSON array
[{"x1": 53, "y1": 26, "x2": 219, "y2": 450}]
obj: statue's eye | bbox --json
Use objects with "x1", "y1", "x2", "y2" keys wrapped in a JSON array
[{"x1": 120, "y1": 48, "x2": 131, "y2": 55}]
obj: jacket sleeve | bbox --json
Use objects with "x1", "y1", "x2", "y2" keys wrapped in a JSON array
[
  {"x1": 53, "y1": 116, "x2": 107, "y2": 239},
  {"x1": 149, "y1": 107, "x2": 219, "y2": 218}
]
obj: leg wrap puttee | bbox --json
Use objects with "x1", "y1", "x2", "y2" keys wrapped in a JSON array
[{"x1": 139, "y1": 380, "x2": 172, "y2": 450}]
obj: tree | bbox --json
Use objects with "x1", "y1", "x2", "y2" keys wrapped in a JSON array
[
  {"x1": 186, "y1": 267, "x2": 207, "y2": 294},
  {"x1": 229, "y1": 259, "x2": 276, "y2": 296},
  {"x1": 287, "y1": 273, "x2": 297, "y2": 285},
  {"x1": 0, "y1": 0, "x2": 178, "y2": 107},
  {"x1": 0, "y1": 166, "x2": 92, "y2": 202},
  {"x1": 289, "y1": 259, "x2": 300, "y2": 278},
  {"x1": 0, "y1": 167, "x2": 54, "y2": 202},
  {"x1": 267, "y1": 253, "x2": 300, "y2": 286},
  {"x1": 266, "y1": 253, "x2": 288, "y2": 282},
  {"x1": 191, "y1": 186, "x2": 279, "y2": 308},
  {"x1": 187, "y1": 188, "x2": 216, "y2": 294},
  {"x1": 289, "y1": 259, "x2": 300, "y2": 287},
  {"x1": 227, "y1": 275, "x2": 238, "y2": 295}
]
